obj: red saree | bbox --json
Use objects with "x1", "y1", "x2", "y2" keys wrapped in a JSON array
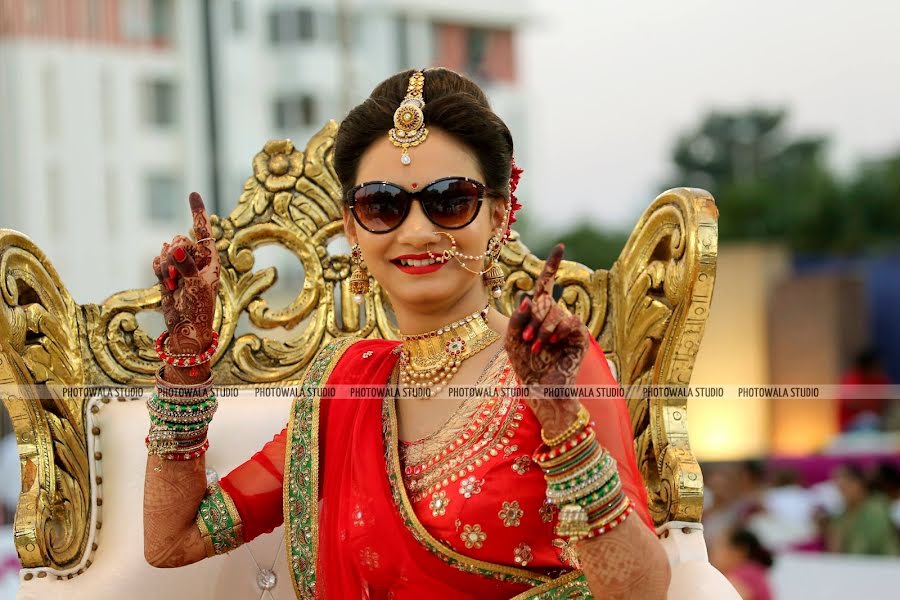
[{"x1": 217, "y1": 336, "x2": 651, "y2": 599}]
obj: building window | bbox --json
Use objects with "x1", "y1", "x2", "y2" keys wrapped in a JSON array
[
  {"x1": 274, "y1": 94, "x2": 316, "y2": 130},
  {"x1": 86, "y1": 0, "x2": 103, "y2": 38},
  {"x1": 232, "y1": 0, "x2": 245, "y2": 34},
  {"x1": 268, "y1": 7, "x2": 314, "y2": 44},
  {"x1": 433, "y1": 24, "x2": 516, "y2": 83},
  {"x1": 146, "y1": 173, "x2": 182, "y2": 224},
  {"x1": 120, "y1": 0, "x2": 174, "y2": 45},
  {"x1": 143, "y1": 79, "x2": 177, "y2": 127},
  {"x1": 150, "y1": 0, "x2": 175, "y2": 44}
]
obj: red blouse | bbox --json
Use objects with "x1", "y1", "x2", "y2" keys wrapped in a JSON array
[{"x1": 218, "y1": 337, "x2": 651, "y2": 589}]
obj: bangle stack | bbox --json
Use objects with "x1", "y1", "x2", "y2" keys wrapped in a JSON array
[
  {"x1": 146, "y1": 366, "x2": 216, "y2": 461},
  {"x1": 155, "y1": 330, "x2": 219, "y2": 377},
  {"x1": 533, "y1": 405, "x2": 633, "y2": 541}
]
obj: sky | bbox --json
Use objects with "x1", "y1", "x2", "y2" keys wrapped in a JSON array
[{"x1": 520, "y1": 0, "x2": 900, "y2": 230}]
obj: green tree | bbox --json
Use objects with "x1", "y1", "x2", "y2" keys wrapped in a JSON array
[{"x1": 668, "y1": 107, "x2": 852, "y2": 251}]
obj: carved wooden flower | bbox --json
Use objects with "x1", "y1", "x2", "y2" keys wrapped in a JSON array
[{"x1": 253, "y1": 140, "x2": 303, "y2": 191}]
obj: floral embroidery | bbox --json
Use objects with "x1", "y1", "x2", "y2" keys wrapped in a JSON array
[
  {"x1": 362, "y1": 350, "x2": 373, "y2": 359},
  {"x1": 498, "y1": 501, "x2": 524, "y2": 527},
  {"x1": 360, "y1": 547, "x2": 380, "y2": 570},
  {"x1": 401, "y1": 362, "x2": 524, "y2": 502},
  {"x1": 539, "y1": 500, "x2": 558, "y2": 524},
  {"x1": 352, "y1": 505, "x2": 366, "y2": 527},
  {"x1": 504, "y1": 444, "x2": 519, "y2": 457},
  {"x1": 429, "y1": 490, "x2": 450, "y2": 517},
  {"x1": 461, "y1": 524, "x2": 487, "y2": 549},
  {"x1": 512, "y1": 455, "x2": 532, "y2": 475},
  {"x1": 514, "y1": 543, "x2": 533, "y2": 567},
  {"x1": 553, "y1": 537, "x2": 581, "y2": 569},
  {"x1": 459, "y1": 475, "x2": 484, "y2": 498}
]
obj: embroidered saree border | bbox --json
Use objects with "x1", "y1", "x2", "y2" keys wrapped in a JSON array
[
  {"x1": 510, "y1": 569, "x2": 592, "y2": 598},
  {"x1": 283, "y1": 336, "x2": 358, "y2": 600},
  {"x1": 195, "y1": 482, "x2": 244, "y2": 557},
  {"x1": 382, "y1": 396, "x2": 552, "y2": 586}
]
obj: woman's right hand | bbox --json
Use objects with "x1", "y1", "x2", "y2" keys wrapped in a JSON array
[{"x1": 151, "y1": 192, "x2": 221, "y2": 384}]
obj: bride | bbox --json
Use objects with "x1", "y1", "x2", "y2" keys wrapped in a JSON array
[{"x1": 143, "y1": 68, "x2": 670, "y2": 599}]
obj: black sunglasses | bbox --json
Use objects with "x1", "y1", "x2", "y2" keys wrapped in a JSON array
[{"x1": 346, "y1": 176, "x2": 487, "y2": 233}]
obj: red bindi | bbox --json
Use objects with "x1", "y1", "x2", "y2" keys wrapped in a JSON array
[{"x1": 411, "y1": 182, "x2": 418, "y2": 189}]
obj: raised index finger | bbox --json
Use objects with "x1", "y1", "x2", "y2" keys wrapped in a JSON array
[
  {"x1": 188, "y1": 192, "x2": 220, "y2": 278},
  {"x1": 533, "y1": 243, "x2": 564, "y2": 298}
]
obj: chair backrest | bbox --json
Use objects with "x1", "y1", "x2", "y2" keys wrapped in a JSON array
[{"x1": 0, "y1": 121, "x2": 718, "y2": 577}]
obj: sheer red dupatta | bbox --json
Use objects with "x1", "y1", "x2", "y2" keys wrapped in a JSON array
[
  {"x1": 574, "y1": 336, "x2": 652, "y2": 529},
  {"x1": 219, "y1": 334, "x2": 651, "y2": 599},
  {"x1": 315, "y1": 339, "x2": 541, "y2": 599}
]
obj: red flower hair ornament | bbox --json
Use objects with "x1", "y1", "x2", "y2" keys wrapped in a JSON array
[{"x1": 505, "y1": 158, "x2": 524, "y2": 240}]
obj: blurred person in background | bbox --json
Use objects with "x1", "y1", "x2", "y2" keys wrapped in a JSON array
[
  {"x1": 871, "y1": 463, "x2": 900, "y2": 531},
  {"x1": 827, "y1": 464, "x2": 900, "y2": 555},
  {"x1": 711, "y1": 528, "x2": 774, "y2": 600},
  {"x1": 703, "y1": 461, "x2": 767, "y2": 549},
  {"x1": 838, "y1": 348, "x2": 892, "y2": 432}
]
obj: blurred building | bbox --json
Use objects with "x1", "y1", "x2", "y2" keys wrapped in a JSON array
[
  {"x1": 0, "y1": 0, "x2": 212, "y2": 303},
  {"x1": 0, "y1": 0, "x2": 528, "y2": 303}
]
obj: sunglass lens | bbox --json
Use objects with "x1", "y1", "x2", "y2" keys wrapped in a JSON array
[
  {"x1": 422, "y1": 179, "x2": 482, "y2": 228},
  {"x1": 352, "y1": 184, "x2": 408, "y2": 232}
]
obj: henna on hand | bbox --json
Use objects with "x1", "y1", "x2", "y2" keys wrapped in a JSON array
[
  {"x1": 143, "y1": 455, "x2": 209, "y2": 568},
  {"x1": 151, "y1": 192, "x2": 220, "y2": 385},
  {"x1": 504, "y1": 244, "x2": 589, "y2": 439},
  {"x1": 574, "y1": 513, "x2": 670, "y2": 599}
]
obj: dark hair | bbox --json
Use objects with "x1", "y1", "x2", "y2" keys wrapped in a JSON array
[
  {"x1": 729, "y1": 528, "x2": 774, "y2": 569},
  {"x1": 333, "y1": 68, "x2": 514, "y2": 202}
]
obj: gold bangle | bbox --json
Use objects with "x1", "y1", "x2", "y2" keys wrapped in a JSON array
[{"x1": 541, "y1": 404, "x2": 590, "y2": 447}]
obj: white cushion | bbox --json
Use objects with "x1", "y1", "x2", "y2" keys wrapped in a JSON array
[{"x1": 17, "y1": 391, "x2": 294, "y2": 600}]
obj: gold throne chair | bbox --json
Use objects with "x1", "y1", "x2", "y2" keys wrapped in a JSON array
[{"x1": 0, "y1": 123, "x2": 736, "y2": 599}]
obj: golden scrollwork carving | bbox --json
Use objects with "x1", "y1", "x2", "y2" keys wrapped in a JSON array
[
  {"x1": 0, "y1": 120, "x2": 717, "y2": 570},
  {"x1": 0, "y1": 230, "x2": 90, "y2": 569},
  {"x1": 603, "y1": 188, "x2": 718, "y2": 525}
]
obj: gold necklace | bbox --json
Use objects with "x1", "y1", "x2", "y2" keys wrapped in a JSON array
[{"x1": 399, "y1": 304, "x2": 500, "y2": 396}]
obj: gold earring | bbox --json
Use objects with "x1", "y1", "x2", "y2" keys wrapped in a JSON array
[
  {"x1": 350, "y1": 243, "x2": 370, "y2": 303},
  {"x1": 482, "y1": 234, "x2": 504, "y2": 298}
]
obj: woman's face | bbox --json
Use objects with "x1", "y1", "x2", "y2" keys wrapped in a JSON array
[{"x1": 343, "y1": 128, "x2": 506, "y2": 315}]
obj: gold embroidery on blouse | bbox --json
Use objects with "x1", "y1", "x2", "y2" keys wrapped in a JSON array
[
  {"x1": 539, "y1": 500, "x2": 558, "y2": 524},
  {"x1": 459, "y1": 475, "x2": 484, "y2": 498},
  {"x1": 498, "y1": 500, "x2": 524, "y2": 527},
  {"x1": 461, "y1": 524, "x2": 487, "y2": 549},
  {"x1": 511, "y1": 455, "x2": 532, "y2": 475},
  {"x1": 399, "y1": 350, "x2": 526, "y2": 502},
  {"x1": 514, "y1": 542, "x2": 533, "y2": 567},
  {"x1": 429, "y1": 490, "x2": 450, "y2": 517}
]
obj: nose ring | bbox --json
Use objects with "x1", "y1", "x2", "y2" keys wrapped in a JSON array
[{"x1": 426, "y1": 231, "x2": 458, "y2": 263}]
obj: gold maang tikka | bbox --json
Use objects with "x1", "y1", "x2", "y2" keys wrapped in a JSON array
[{"x1": 389, "y1": 71, "x2": 428, "y2": 165}]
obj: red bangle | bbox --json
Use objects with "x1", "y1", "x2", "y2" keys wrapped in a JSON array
[
  {"x1": 155, "y1": 330, "x2": 219, "y2": 368},
  {"x1": 583, "y1": 504, "x2": 633, "y2": 539}
]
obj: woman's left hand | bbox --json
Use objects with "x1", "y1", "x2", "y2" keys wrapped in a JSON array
[{"x1": 504, "y1": 243, "x2": 591, "y2": 440}]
